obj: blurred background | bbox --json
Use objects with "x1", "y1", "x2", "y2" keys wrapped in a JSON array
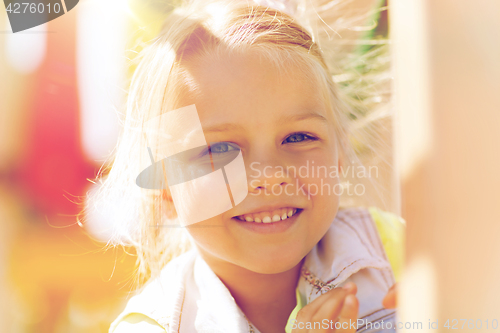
[
  {"x1": 0, "y1": 1, "x2": 179, "y2": 331},
  {"x1": 1, "y1": 0, "x2": 499, "y2": 332}
]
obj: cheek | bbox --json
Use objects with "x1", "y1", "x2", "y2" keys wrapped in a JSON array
[
  {"x1": 295, "y1": 150, "x2": 340, "y2": 225},
  {"x1": 186, "y1": 218, "x2": 233, "y2": 256},
  {"x1": 294, "y1": 150, "x2": 340, "y2": 193}
]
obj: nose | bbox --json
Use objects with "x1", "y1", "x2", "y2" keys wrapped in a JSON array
[{"x1": 246, "y1": 151, "x2": 294, "y2": 194}]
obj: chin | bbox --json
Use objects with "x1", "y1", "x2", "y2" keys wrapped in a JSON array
[{"x1": 241, "y1": 249, "x2": 305, "y2": 275}]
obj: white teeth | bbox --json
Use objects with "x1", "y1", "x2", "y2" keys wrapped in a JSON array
[{"x1": 236, "y1": 208, "x2": 299, "y2": 223}]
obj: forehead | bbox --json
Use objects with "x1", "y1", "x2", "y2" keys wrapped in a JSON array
[{"x1": 177, "y1": 49, "x2": 330, "y2": 125}]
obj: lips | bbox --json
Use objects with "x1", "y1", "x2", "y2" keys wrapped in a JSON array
[{"x1": 234, "y1": 207, "x2": 301, "y2": 223}]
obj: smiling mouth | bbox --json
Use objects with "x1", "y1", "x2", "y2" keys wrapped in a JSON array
[{"x1": 234, "y1": 208, "x2": 302, "y2": 223}]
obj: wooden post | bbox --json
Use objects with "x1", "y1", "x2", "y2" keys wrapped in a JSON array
[{"x1": 392, "y1": 0, "x2": 500, "y2": 330}]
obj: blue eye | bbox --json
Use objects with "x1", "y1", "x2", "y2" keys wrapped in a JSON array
[
  {"x1": 205, "y1": 142, "x2": 240, "y2": 155},
  {"x1": 283, "y1": 133, "x2": 317, "y2": 144}
]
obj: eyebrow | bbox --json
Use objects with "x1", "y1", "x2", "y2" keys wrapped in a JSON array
[
  {"x1": 278, "y1": 110, "x2": 328, "y2": 123},
  {"x1": 202, "y1": 110, "x2": 327, "y2": 133},
  {"x1": 203, "y1": 123, "x2": 244, "y2": 133}
]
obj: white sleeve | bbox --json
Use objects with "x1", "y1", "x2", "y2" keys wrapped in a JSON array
[{"x1": 110, "y1": 313, "x2": 166, "y2": 333}]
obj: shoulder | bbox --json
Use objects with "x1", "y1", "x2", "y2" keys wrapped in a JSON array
[
  {"x1": 333, "y1": 206, "x2": 405, "y2": 245},
  {"x1": 109, "y1": 250, "x2": 198, "y2": 333},
  {"x1": 329, "y1": 206, "x2": 389, "y2": 255},
  {"x1": 334, "y1": 206, "x2": 405, "y2": 238},
  {"x1": 334, "y1": 206, "x2": 405, "y2": 281}
]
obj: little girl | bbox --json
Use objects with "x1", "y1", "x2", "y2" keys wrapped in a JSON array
[{"x1": 87, "y1": 0, "x2": 404, "y2": 332}]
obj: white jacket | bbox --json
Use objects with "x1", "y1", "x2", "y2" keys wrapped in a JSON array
[{"x1": 110, "y1": 207, "x2": 399, "y2": 333}]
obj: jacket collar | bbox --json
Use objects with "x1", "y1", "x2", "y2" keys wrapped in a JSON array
[{"x1": 193, "y1": 255, "x2": 252, "y2": 332}]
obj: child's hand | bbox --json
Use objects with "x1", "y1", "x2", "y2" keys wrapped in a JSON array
[
  {"x1": 292, "y1": 282, "x2": 358, "y2": 333},
  {"x1": 382, "y1": 283, "x2": 397, "y2": 309}
]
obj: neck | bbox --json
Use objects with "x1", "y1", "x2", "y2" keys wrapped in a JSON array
[{"x1": 200, "y1": 251, "x2": 304, "y2": 333}]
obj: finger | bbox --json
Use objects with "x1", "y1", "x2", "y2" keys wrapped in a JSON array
[
  {"x1": 335, "y1": 295, "x2": 359, "y2": 333},
  {"x1": 298, "y1": 288, "x2": 348, "y2": 319},
  {"x1": 341, "y1": 282, "x2": 357, "y2": 296},
  {"x1": 382, "y1": 284, "x2": 397, "y2": 309},
  {"x1": 294, "y1": 288, "x2": 348, "y2": 332},
  {"x1": 309, "y1": 290, "x2": 349, "y2": 331}
]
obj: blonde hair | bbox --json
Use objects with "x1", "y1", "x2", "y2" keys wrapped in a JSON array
[{"x1": 81, "y1": 0, "x2": 392, "y2": 286}]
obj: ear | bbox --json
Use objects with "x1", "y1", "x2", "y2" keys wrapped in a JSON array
[{"x1": 161, "y1": 184, "x2": 178, "y2": 220}]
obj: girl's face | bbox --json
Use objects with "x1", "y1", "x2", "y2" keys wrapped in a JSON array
[{"x1": 177, "y1": 50, "x2": 341, "y2": 274}]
